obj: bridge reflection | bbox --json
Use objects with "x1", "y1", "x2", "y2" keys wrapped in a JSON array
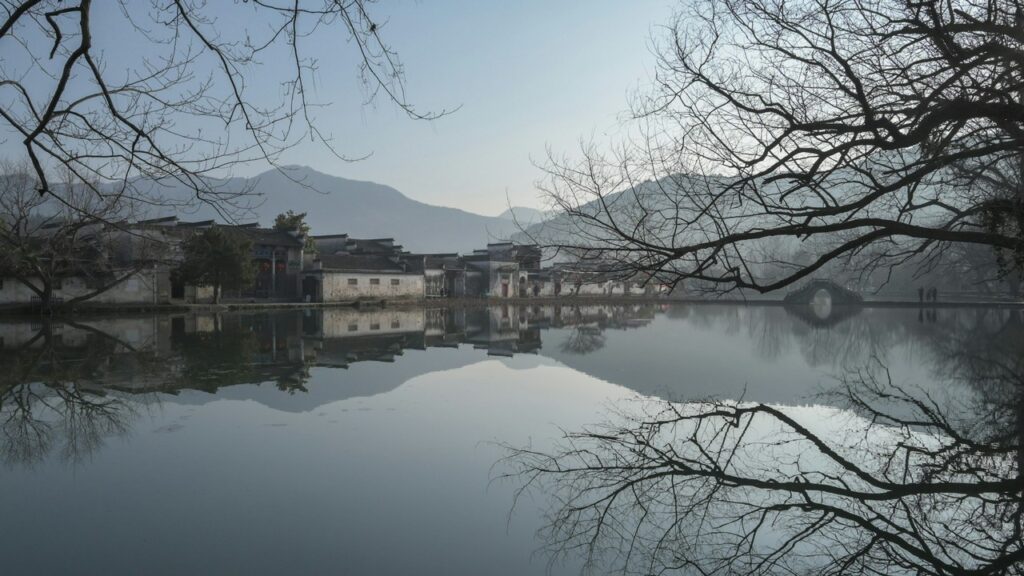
[{"x1": 2, "y1": 303, "x2": 1022, "y2": 468}]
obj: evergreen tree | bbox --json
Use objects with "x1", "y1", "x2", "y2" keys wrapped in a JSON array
[
  {"x1": 273, "y1": 211, "x2": 316, "y2": 252},
  {"x1": 177, "y1": 228, "x2": 253, "y2": 303}
]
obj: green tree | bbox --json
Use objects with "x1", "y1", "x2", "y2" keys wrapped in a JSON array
[
  {"x1": 176, "y1": 228, "x2": 253, "y2": 304},
  {"x1": 274, "y1": 211, "x2": 316, "y2": 252}
]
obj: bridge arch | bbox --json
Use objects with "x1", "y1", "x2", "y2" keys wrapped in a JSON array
[{"x1": 783, "y1": 279, "x2": 863, "y2": 306}]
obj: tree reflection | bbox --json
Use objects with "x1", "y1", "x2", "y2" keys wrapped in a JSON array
[
  {"x1": 0, "y1": 325, "x2": 139, "y2": 468},
  {"x1": 507, "y1": 315, "x2": 1024, "y2": 575},
  {"x1": 560, "y1": 326, "x2": 607, "y2": 355}
]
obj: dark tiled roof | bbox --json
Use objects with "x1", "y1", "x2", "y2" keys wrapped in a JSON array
[
  {"x1": 346, "y1": 238, "x2": 396, "y2": 254},
  {"x1": 316, "y1": 253, "x2": 410, "y2": 273},
  {"x1": 237, "y1": 227, "x2": 304, "y2": 248},
  {"x1": 137, "y1": 216, "x2": 178, "y2": 225},
  {"x1": 402, "y1": 254, "x2": 464, "y2": 272},
  {"x1": 427, "y1": 255, "x2": 464, "y2": 270}
]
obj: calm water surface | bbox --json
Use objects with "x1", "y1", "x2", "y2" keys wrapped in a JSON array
[{"x1": 0, "y1": 303, "x2": 1013, "y2": 575}]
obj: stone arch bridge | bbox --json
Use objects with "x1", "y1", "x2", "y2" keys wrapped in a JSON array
[{"x1": 783, "y1": 279, "x2": 863, "y2": 306}]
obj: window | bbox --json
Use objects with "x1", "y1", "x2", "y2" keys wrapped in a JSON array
[
  {"x1": 347, "y1": 324, "x2": 358, "y2": 332},
  {"x1": 391, "y1": 320, "x2": 400, "y2": 329},
  {"x1": 370, "y1": 323, "x2": 380, "y2": 330},
  {"x1": 347, "y1": 278, "x2": 358, "y2": 286},
  {"x1": 390, "y1": 279, "x2": 400, "y2": 286},
  {"x1": 370, "y1": 278, "x2": 380, "y2": 285}
]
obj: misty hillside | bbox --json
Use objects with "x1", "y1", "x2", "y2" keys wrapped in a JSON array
[
  {"x1": 498, "y1": 206, "x2": 548, "y2": 225},
  {"x1": 136, "y1": 166, "x2": 523, "y2": 253}
]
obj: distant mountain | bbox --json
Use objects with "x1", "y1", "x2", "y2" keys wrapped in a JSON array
[
  {"x1": 134, "y1": 166, "x2": 522, "y2": 253},
  {"x1": 511, "y1": 176, "x2": 684, "y2": 256},
  {"x1": 497, "y1": 206, "x2": 548, "y2": 225}
]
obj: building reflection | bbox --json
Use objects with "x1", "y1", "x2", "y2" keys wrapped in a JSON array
[
  {"x1": 0, "y1": 304, "x2": 655, "y2": 423},
  {"x1": 6, "y1": 303, "x2": 1022, "y2": 398},
  {"x1": 3, "y1": 303, "x2": 1020, "y2": 468}
]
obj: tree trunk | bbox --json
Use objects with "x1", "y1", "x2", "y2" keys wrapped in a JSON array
[
  {"x1": 40, "y1": 282, "x2": 54, "y2": 315},
  {"x1": 213, "y1": 284, "x2": 221, "y2": 304}
]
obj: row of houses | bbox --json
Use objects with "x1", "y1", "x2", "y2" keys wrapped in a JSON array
[
  {"x1": 0, "y1": 216, "x2": 667, "y2": 307},
  {"x1": 304, "y1": 231, "x2": 664, "y2": 302}
]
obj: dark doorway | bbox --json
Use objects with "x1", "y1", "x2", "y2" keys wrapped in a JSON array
[{"x1": 302, "y1": 276, "x2": 320, "y2": 302}]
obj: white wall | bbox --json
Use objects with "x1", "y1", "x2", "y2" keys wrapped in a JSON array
[
  {"x1": 319, "y1": 308, "x2": 426, "y2": 338},
  {"x1": 562, "y1": 280, "x2": 608, "y2": 296},
  {"x1": 0, "y1": 269, "x2": 160, "y2": 305},
  {"x1": 487, "y1": 265, "x2": 516, "y2": 298},
  {"x1": 318, "y1": 272, "x2": 423, "y2": 301},
  {"x1": 534, "y1": 280, "x2": 556, "y2": 297}
]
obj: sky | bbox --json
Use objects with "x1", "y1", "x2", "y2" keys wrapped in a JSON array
[
  {"x1": 0, "y1": 0, "x2": 675, "y2": 217},
  {"x1": 274, "y1": 0, "x2": 675, "y2": 215}
]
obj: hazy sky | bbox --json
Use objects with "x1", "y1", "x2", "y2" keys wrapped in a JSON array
[
  {"x1": 0, "y1": 1, "x2": 675, "y2": 217},
  {"x1": 279, "y1": 0, "x2": 675, "y2": 216}
]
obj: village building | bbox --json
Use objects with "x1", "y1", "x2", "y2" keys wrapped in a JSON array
[
  {"x1": 546, "y1": 261, "x2": 665, "y2": 297},
  {"x1": 302, "y1": 235, "x2": 423, "y2": 302},
  {"x1": 0, "y1": 215, "x2": 179, "y2": 308},
  {"x1": 0, "y1": 212, "x2": 668, "y2": 309},
  {"x1": 526, "y1": 269, "x2": 557, "y2": 297},
  {"x1": 235, "y1": 224, "x2": 306, "y2": 300},
  {"x1": 303, "y1": 253, "x2": 424, "y2": 301},
  {"x1": 462, "y1": 242, "x2": 542, "y2": 298},
  {"x1": 150, "y1": 219, "x2": 307, "y2": 302},
  {"x1": 0, "y1": 266, "x2": 169, "y2": 307},
  {"x1": 402, "y1": 253, "x2": 467, "y2": 298}
]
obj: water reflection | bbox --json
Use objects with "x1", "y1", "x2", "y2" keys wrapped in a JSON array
[
  {"x1": 2, "y1": 304, "x2": 1022, "y2": 470},
  {"x1": 508, "y1": 308, "x2": 1024, "y2": 575},
  {"x1": 2, "y1": 303, "x2": 1022, "y2": 575}
]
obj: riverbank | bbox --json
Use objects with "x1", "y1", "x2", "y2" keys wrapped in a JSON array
[{"x1": 2, "y1": 294, "x2": 1023, "y2": 318}]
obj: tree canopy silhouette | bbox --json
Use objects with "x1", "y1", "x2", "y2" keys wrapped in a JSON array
[
  {"x1": 0, "y1": 0, "x2": 451, "y2": 219},
  {"x1": 175, "y1": 226, "x2": 253, "y2": 303},
  {"x1": 538, "y1": 0, "x2": 1024, "y2": 293}
]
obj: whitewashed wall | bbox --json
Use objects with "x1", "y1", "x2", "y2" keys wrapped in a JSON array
[
  {"x1": 534, "y1": 280, "x2": 556, "y2": 297},
  {"x1": 487, "y1": 265, "x2": 515, "y2": 298},
  {"x1": 565, "y1": 281, "x2": 608, "y2": 296},
  {"x1": 0, "y1": 269, "x2": 160, "y2": 305},
  {"x1": 319, "y1": 272, "x2": 423, "y2": 301},
  {"x1": 319, "y1": 308, "x2": 426, "y2": 338}
]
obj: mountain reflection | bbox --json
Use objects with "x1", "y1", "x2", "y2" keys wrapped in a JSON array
[
  {"x1": 506, "y1": 307, "x2": 1024, "y2": 575},
  {"x1": 2, "y1": 303, "x2": 1022, "y2": 473}
]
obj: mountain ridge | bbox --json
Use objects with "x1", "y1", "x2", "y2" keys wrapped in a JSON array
[{"x1": 135, "y1": 166, "x2": 524, "y2": 253}]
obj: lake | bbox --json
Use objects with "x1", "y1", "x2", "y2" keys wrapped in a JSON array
[{"x1": 1, "y1": 303, "x2": 1020, "y2": 575}]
